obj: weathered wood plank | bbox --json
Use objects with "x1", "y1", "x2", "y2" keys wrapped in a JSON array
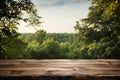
[{"x1": 0, "y1": 59, "x2": 120, "y2": 80}]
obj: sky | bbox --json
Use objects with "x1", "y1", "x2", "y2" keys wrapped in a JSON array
[{"x1": 18, "y1": 0, "x2": 91, "y2": 33}]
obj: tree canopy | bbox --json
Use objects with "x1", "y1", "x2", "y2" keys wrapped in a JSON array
[
  {"x1": 0, "y1": 0, "x2": 41, "y2": 58},
  {"x1": 73, "y1": 0, "x2": 120, "y2": 58},
  {"x1": 82, "y1": 0, "x2": 120, "y2": 39},
  {"x1": 0, "y1": 0, "x2": 41, "y2": 35}
]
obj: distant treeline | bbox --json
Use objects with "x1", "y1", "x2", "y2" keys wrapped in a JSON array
[
  {"x1": 18, "y1": 31, "x2": 75, "y2": 59},
  {"x1": 21, "y1": 33, "x2": 74, "y2": 43}
]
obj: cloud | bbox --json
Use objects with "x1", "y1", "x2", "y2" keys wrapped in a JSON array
[{"x1": 33, "y1": 0, "x2": 90, "y2": 7}]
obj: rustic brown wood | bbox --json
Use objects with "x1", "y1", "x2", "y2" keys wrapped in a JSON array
[{"x1": 0, "y1": 59, "x2": 120, "y2": 80}]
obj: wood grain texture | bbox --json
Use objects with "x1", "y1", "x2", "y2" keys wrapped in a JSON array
[{"x1": 0, "y1": 59, "x2": 120, "y2": 80}]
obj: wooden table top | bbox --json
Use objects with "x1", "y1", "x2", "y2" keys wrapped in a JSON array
[{"x1": 0, "y1": 59, "x2": 120, "y2": 80}]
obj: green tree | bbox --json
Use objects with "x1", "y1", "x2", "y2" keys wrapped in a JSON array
[
  {"x1": 73, "y1": 0, "x2": 120, "y2": 59},
  {"x1": 42, "y1": 38, "x2": 60, "y2": 59},
  {"x1": 35, "y1": 30, "x2": 46, "y2": 44},
  {"x1": 28, "y1": 38, "x2": 61, "y2": 59},
  {"x1": 74, "y1": 21, "x2": 104, "y2": 45},
  {"x1": 27, "y1": 40, "x2": 40, "y2": 59},
  {"x1": 60, "y1": 42, "x2": 70, "y2": 58},
  {"x1": 82, "y1": 0, "x2": 120, "y2": 39},
  {"x1": 2, "y1": 36, "x2": 27, "y2": 59},
  {"x1": 0, "y1": 0, "x2": 41, "y2": 59}
]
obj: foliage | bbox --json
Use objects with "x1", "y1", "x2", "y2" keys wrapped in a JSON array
[
  {"x1": 87, "y1": 38, "x2": 120, "y2": 59},
  {"x1": 2, "y1": 36, "x2": 27, "y2": 59},
  {"x1": 35, "y1": 30, "x2": 46, "y2": 44},
  {"x1": 41, "y1": 38, "x2": 60, "y2": 59},
  {"x1": 73, "y1": 0, "x2": 120, "y2": 59},
  {"x1": 28, "y1": 38, "x2": 61, "y2": 59},
  {"x1": 46, "y1": 33, "x2": 74, "y2": 43},
  {"x1": 0, "y1": 0, "x2": 120, "y2": 59},
  {"x1": 0, "y1": 0, "x2": 41, "y2": 59},
  {"x1": 82, "y1": 0, "x2": 120, "y2": 39},
  {"x1": 60, "y1": 42, "x2": 70, "y2": 58},
  {"x1": 19, "y1": 32, "x2": 74, "y2": 59}
]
